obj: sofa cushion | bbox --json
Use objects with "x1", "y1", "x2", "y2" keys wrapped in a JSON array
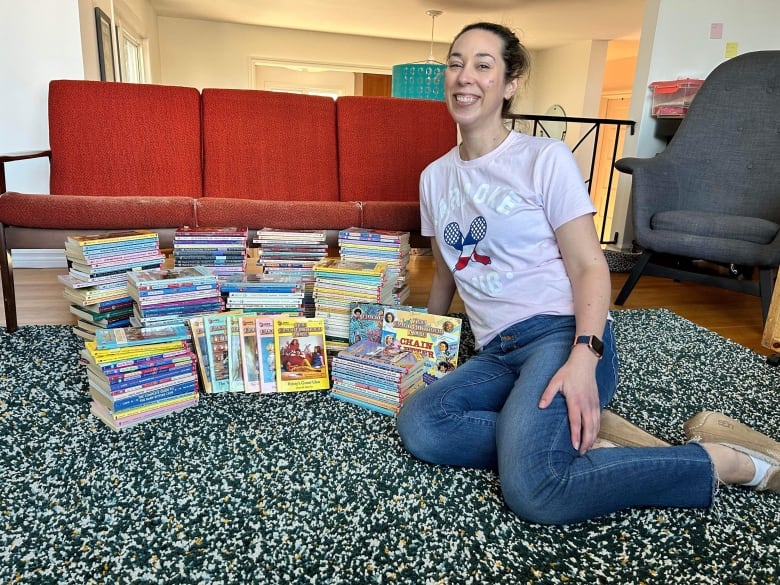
[
  {"x1": 360, "y1": 201, "x2": 421, "y2": 233},
  {"x1": 48, "y1": 80, "x2": 202, "y2": 197},
  {"x1": 202, "y1": 89, "x2": 339, "y2": 201},
  {"x1": 336, "y1": 97, "x2": 456, "y2": 202},
  {"x1": 0, "y1": 193, "x2": 196, "y2": 230},
  {"x1": 195, "y1": 199, "x2": 362, "y2": 231}
]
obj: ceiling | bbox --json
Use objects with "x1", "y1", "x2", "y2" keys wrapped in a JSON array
[{"x1": 147, "y1": 0, "x2": 646, "y2": 51}]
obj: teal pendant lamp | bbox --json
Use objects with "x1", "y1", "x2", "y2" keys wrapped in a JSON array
[{"x1": 391, "y1": 10, "x2": 446, "y2": 101}]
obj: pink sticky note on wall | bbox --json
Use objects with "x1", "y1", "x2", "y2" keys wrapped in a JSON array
[{"x1": 710, "y1": 23, "x2": 723, "y2": 39}]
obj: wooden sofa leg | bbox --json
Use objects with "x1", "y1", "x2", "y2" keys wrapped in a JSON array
[
  {"x1": 0, "y1": 223, "x2": 19, "y2": 333},
  {"x1": 614, "y1": 250, "x2": 652, "y2": 305}
]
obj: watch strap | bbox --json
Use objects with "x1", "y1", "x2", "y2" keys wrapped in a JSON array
[{"x1": 573, "y1": 335, "x2": 604, "y2": 359}]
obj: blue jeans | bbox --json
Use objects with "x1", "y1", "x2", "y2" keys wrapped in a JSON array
[{"x1": 396, "y1": 314, "x2": 715, "y2": 524}]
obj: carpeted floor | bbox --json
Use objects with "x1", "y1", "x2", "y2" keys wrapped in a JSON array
[
  {"x1": 1, "y1": 309, "x2": 779, "y2": 584},
  {"x1": 604, "y1": 249, "x2": 641, "y2": 273}
]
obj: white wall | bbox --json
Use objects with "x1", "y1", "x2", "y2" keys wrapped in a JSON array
[
  {"x1": 0, "y1": 0, "x2": 84, "y2": 193},
  {"x1": 611, "y1": 0, "x2": 780, "y2": 250},
  {"x1": 158, "y1": 17, "x2": 451, "y2": 90},
  {"x1": 525, "y1": 40, "x2": 609, "y2": 177}
]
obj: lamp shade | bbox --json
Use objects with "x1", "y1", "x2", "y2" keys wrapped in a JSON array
[{"x1": 391, "y1": 63, "x2": 446, "y2": 101}]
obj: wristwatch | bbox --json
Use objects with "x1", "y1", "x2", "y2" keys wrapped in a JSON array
[{"x1": 573, "y1": 335, "x2": 604, "y2": 359}]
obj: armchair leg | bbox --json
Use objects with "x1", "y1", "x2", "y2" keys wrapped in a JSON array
[
  {"x1": 0, "y1": 223, "x2": 19, "y2": 333},
  {"x1": 614, "y1": 250, "x2": 653, "y2": 305}
]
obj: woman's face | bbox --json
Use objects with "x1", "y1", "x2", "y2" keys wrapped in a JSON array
[{"x1": 445, "y1": 28, "x2": 517, "y2": 130}]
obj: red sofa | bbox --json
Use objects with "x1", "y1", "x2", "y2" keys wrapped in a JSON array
[{"x1": 0, "y1": 80, "x2": 456, "y2": 332}]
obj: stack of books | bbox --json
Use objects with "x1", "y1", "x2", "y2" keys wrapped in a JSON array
[
  {"x1": 312, "y1": 258, "x2": 397, "y2": 358},
  {"x1": 254, "y1": 228, "x2": 329, "y2": 317},
  {"x1": 330, "y1": 339, "x2": 425, "y2": 416},
  {"x1": 84, "y1": 323, "x2": 199, "y2": 431},
  {"x1": 60, "y1": 230, "x2": 165, "y2": 341},
  {"x1": 173, "y1": 226, "x2": 248, "y2": 277},
  {"x1": 220, "y1": 273, "x2": 305, "y2": 315},
  {"x1": 338, "y1": 227, "x2": 412, "y2": 304},
  {"x1": 127, "y1": 266, "x2": 223, "y2": 327}
]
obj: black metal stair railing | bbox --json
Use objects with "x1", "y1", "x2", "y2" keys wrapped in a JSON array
[{"x1": 504, "y1": 113, "x2": 635, "y2": 245}]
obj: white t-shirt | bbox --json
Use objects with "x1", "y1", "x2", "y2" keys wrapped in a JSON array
[{"x1": 420, "y1": 131, "x2": 596, "y2": 349}]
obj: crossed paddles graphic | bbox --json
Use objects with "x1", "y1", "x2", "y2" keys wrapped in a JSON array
[{"x1": 444, "y1": 216, "x2": 492, "y2": 270}]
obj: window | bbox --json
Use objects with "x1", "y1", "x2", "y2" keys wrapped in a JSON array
[{"x1": 116, "y1": 27, "x2": 146, "y2": 83}]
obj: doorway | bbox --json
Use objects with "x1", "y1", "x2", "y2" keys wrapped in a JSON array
[{"x1": 592, "y1": 93, "x2": 631, "y2": 244}]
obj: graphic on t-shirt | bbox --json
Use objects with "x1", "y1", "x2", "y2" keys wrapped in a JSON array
[{"x1": 443, "y1": 216, "x2": 492, "y2": 271}]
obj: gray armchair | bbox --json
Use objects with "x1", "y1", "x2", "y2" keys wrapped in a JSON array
[{"x1": 614, "y1": 50, "x2": 780, "y2": 322}]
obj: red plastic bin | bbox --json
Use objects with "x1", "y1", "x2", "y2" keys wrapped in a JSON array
[{"x1": 649, "y1": 78, "x2": 703, "y2": 118}]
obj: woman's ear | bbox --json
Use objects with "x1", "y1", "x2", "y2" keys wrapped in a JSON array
[{"x1": 505, "y1": 76, "x2": 519, "y2": 101}]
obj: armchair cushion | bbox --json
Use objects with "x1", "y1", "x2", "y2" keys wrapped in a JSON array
[{"x1": 651, "y1": 211, "x2": 780, "y2": 245}]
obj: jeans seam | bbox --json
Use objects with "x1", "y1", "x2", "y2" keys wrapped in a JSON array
[{"x1": 438, "y1": 366, "x2": 508, "y2": 427}]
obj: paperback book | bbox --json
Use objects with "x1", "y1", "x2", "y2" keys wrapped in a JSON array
[
  {"x1": 272, "y1": 317, "x2": 329, "y2": 392},
  {"x1": 381, "y1": 310, "x2": 462, "y2": 385},
  {"x1": 239, "y1": 315, "x2": 261, "y2": 393},
  {"x1": 203, "y1": 314, "x2": 231, "y2": 393},
  {"x1": 95, "y1": 323, "x2": 192, "y2": 350},
  {"x1": 255, "y1": 315, "x2": 278, "y2": 394},
  {"x1": 348, "y1": 302, "x2": 427, "y2": 345},
  {"x1": 188, "y1": 317, "x2": 213, "y2": 394}
]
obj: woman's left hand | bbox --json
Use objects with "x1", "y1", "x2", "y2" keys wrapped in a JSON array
[{"x1": 538, "y1": 351, "x2": 601, "y2": 455}]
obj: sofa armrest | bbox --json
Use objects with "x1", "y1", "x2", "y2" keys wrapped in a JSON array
[{"x1": 0, "y1": 149, "x2": 51, "y2": 193}]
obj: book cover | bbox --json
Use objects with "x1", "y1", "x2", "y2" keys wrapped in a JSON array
[
  {"x1": 338, "y1": 227, "x2": 410, "y2": 244},
  {"x1": 313, "y1": 257, "x2": 387, "y2": 277},
  {"x1": 255, "y1": 316, "x2": 278, "y2": 394},
  {"x1": 94, "y1": 323, "x2": 191, "y2": 350},
  {"x1": 89, "y1": 378, "x2": 198, "y2": 412},
  {"x1": 90, "y1": 395, "x2": 198, "y2": 432},
  {"x1": 272, "y1": 317, "x2": 329, "y2": 392},
  {"x1": 348, "y1": 302, "x2": 427, "y2": 344},
  {"x1": 335, "y1": 339, "x2": 423, "y2": 377},
  {"x1": 381, "y1": 310, "x2": 462, "y2": 385},
  {"x1": 238, "y1": 315, "x2": 261, "y2": 394},
  {"x1": 203, "y1": 314, "x2": 231, "y2": 393},
  {"x1": 67, "y1": 229, "x2": 159, "y2": 247},
  {"x1": 126, "y1": 266, "x2": 216, "y2": 289},
  {"x1": 88, "y1": 368, "x2": 197, "y2": 400},
  {"x1": 329, "y1": 390, "x2": 397, "y2": 417},
  {"x1": 175, "y1": 226, "x2": 248, "y2": 236},
  {"x1": 255, "y1": 227, "x2": 326, "y2": 242},
  {"x1": 188, "y1": 317, "x2": 213, "y2": 394},
  {"x1": 88, "y1": 361, "x2": 196, "y2": 394}
]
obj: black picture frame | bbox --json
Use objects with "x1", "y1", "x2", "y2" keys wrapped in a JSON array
[{"x1": 95, "y1": 7, "x2": 115, "y2": 81}]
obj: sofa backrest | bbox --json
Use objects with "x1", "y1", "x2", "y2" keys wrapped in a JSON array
[
  {"x1": 336, "y1": 97, "x2": 457, "y2": 202},
  {"x1": 48, "y1": 80, "x2": 203, "y2": 197},
  {"x1": 202, "y1": 89, "x2": 340, "y2": 201}
]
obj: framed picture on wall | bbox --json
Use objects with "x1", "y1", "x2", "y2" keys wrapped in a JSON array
[{"x1": 95, "y1": 7, "x2": 115, "y2": 81}]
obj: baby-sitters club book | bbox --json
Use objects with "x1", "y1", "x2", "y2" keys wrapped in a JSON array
[
  {"x1": 272, "y1": 317, "x2": 329, "y2": 392},
  {"x1": 381, "y1": 310, "x2": 462, "y2": 385}
]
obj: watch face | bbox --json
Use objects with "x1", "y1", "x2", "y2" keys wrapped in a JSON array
[{"x1": 590, "y1": 335, "x2": 604, "y2": 357}]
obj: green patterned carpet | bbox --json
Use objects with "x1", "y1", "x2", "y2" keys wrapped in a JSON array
[{"x1": 1, "y1": 309, "x2": 779, "y2": 584}]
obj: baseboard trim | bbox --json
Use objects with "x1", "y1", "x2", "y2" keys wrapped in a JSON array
[{"x1": 12, "y1": 249, "x2": 67, "y2": 269}]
